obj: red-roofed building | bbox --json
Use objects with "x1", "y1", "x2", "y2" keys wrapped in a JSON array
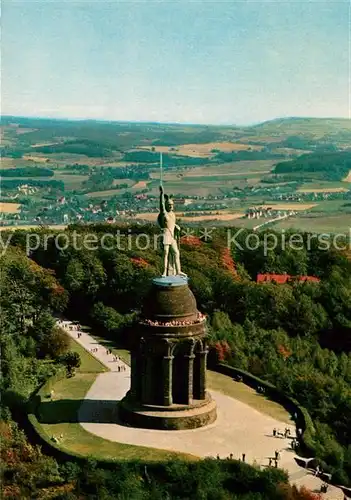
[{"x1": 257, "y1": 273, "x2": 320, "y2": 284}]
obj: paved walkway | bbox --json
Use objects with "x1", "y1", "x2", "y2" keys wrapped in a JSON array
[
  {"x1": 60, "y1": 320, "x2": 344, "y2": 500},
  {"x1": 58, "y1": 319, "x2": 131, "y2": 375}
]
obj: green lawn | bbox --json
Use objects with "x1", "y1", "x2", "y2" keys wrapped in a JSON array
[
  {"x1": 89, "y1": 334, "x2": 131, "y2": 365},
  {"x1": 207, "y1": 371, "x2": 292, "y2": 424},
  {"x1": 71, "y1": 330, "x2": 292, "y2": 424},
  {"x1": 34, "y1": 330, "x2": 293, "y2": 461},
  {"x1": 36, "y1": 373, "x2": 196, "y2": 462},
  {"x1": 75, "y1": 323, "x2": 131, "y2": 365},
  {"x1": 68, "y1": 336, "x2": 109, "y2": 373}
]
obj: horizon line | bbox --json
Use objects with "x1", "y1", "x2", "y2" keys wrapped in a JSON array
[{"x1": 1, "y1": 114, "x2": 350, "y2": 129}]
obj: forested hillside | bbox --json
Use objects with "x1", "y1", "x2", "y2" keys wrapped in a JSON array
[
  {"x1": 0, "y1": 238, "x2": 327, "y2": 500},
  {"x1": 2, "y1": 224, "x2": 350, "y2": 490},
  {"x1": 273, "y1": 151, "x2": 351, "y2": 181}
]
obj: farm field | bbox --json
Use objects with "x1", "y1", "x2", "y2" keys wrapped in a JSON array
[
  {"x1": 1, "y1": 158, "x2": 39, "y2": 169},
  {"x1": 1, "y1": 116, "x2": 350, "y2": 234},
  {"x1": 149, "y1": 160, "x2": 277, "y2": 180},
  {"x1": 178, "y1": 213, "x2": 244, "y2": 222},
  {"x1": 259, "y1": 203, "x2": 318, "y2": 211},
  {"x1": 22, "y1": 155, "x2": 51, "y2": 163},
  {"x1": 149, "y1": 181, "x2": 244, "y2": 197},
  {"x1": 85, "y1": 189, "x2": 130, "y2": 198},
  {"x1": 298, "y1": 186, "x2": 349, "y2": 193},
  {"x1": 0, "y1": 224, "x2": 67, "y2": 231},
  {"x1": 135, "y1": 211, "x2": 244, "y2": 222},
  {"x1": 309, "y1": 199, "x2": 351, "y2": 213},
  {"x1": 0, "y1": 202, "x2": 21, "y2": 213},
  {"x1": 137, "y1": 141, "x2": 263, "y2": 158},
  {"x1": 274, "y1": 214, "x2": 351, "y2": 234},
  {"x1": 53, "y1": 172, "x2": 89, "y2": 190}
]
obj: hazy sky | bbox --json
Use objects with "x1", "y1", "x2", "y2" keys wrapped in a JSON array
[{"x1": 2, "y1": 0, "x2": 350, "y2": 125}]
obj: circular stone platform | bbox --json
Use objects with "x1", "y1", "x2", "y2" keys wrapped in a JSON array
[
  {"x1": 119, "y1": 393, "x2": 217, "y2": 430},
  {"x1": 152, "y1": 275, "x2": 188, "y2": 287},
  {"x1": 78, "y1": 371, "x2": 296, "y2": 465}
]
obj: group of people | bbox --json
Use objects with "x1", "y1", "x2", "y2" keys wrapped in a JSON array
[
  {"x1": 216, "y1": 453, "x2": 246, "y2": 462},
  {"x1": 273, "y1": 427, "x2": 291, "y2": 438},
  {"x1": 272, "y1": 427, "x2": 299, "y2": 451},
  {"x1": 142, "y1": 312, "x2": 206, "y2": 328},
  {"x1": 57, "y1": 319, "x2": 81, "y2": 331},
  {"x1": 90, "y1": 346, "x2": 127, "y2": 372}
]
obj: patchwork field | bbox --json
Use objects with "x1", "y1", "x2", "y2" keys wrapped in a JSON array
[
  {"x1": 138, "y1": 141, "x2": 263, "y2": 158},
  {"x1": 135, "y1": 211, "x2": 244, "y2": 222},
  {"x1": 0, "y1": 224, "x2": 67, "y2": 231},
  {"x1": 54, "y1": 173, "x2": 89, "y2": 190},
  {"x1": 274, "y1": 214, "x2": 351, "y2": 234},
  {"x1": 259, "y1": 203, "x2": 318, "y2": 211},
  {"x1": 298, "y1": 187, "x2": 349, "y2": 193},
  {"x1": 1, "y1": 117, "x2": 350, "y2": 234},
  {"x1": 1, "y1": 158, "x2": 37, "y2": 169},
  {"x1": 0, "y1": 202, "x2": 21, "y2": 213},
  {"x1": 149, "y1": 160, "x2": 277, "y2": 180},
  {"x1": 85, "y1": 189, "x2": 130, "y2": 198},
  {"x1": 22, "y1": 155, "x2": 51, "y2": 163},
  {"x1": 178, "y1": 213, "x2": 244, "y2": 222},
  {"x1": 148, "y1": 181, "x2": 245, "y2": 197},
  {"x1": 132, "y1": 180, "x2": 148, "y2": 189}
]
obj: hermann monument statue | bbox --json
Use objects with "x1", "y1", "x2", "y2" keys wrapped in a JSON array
[
  {"x1": 119, "y1": 155, "x2": 217, "y2": 430},
  {"x1": 158, "y1": 185, "x2": 187, "y2": 277}
]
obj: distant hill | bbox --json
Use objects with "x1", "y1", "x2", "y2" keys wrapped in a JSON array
[
  {"x1": 1, "y1": 116, "x2": 350, "y2": 157},
  {"x1": 251, "y1": 117, "x2": 351, "y2": 137}
]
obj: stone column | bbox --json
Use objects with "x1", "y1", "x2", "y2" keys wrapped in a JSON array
[
  {"x1": 198, "y1": 349, "x2": 208, "y2": 400},
  {"x1": 141, "y1": 355, "x2": 153, "y2": 404},
  {"x1": 162, "y1": 355, "x2": 174, "y2": 406},
  {"x1": 184, "y1": 353, "x2": 195, "y2": 405},
  {"x1": 130, "y1": 353, "x2": 138, "y2": 398}
]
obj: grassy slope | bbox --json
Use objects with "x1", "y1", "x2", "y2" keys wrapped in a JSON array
[
  {"x1": 36, "y1": 336, "x2": 195, "y2": 461},
  {"x1": 73, "y1": 330, "x2": 292, "y2": 423},
  {"x1": 38, "y1": 373, "x2": 195, "y2": 461},
  {"x1": 207, "y1": 371, "x2": 291, "y2": 424},
  {"x1": 69, "y1": 335, "x2": 108, "y2": 373},
  {"x1": 252, "y1": 117, "x2": 351, "y2": 137}
]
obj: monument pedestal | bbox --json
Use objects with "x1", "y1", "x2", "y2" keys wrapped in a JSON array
[{"x1": 119, "y1": 276, "x2": 217, "y2": 430}]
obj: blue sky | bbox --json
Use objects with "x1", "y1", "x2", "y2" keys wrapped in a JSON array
[{"x1": 2, "y1": 0, "x2": 350, "y2": 125}]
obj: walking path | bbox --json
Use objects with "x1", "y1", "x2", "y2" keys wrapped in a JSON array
[
  {"x1": 60, "y1": 320, "x2": 344, "y2": 500},
  {"x1": 58, "y1": 319, "x2": 130, "y2": 375}
]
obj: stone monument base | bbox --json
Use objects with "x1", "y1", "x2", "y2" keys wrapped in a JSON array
[{"x1": 119, "y1": 392, "x2": 217, "y2": 430}]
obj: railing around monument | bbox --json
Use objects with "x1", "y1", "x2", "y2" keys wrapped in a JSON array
[{"x1": 213, "y1": 363, "x2": 316, "y2": 456}]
